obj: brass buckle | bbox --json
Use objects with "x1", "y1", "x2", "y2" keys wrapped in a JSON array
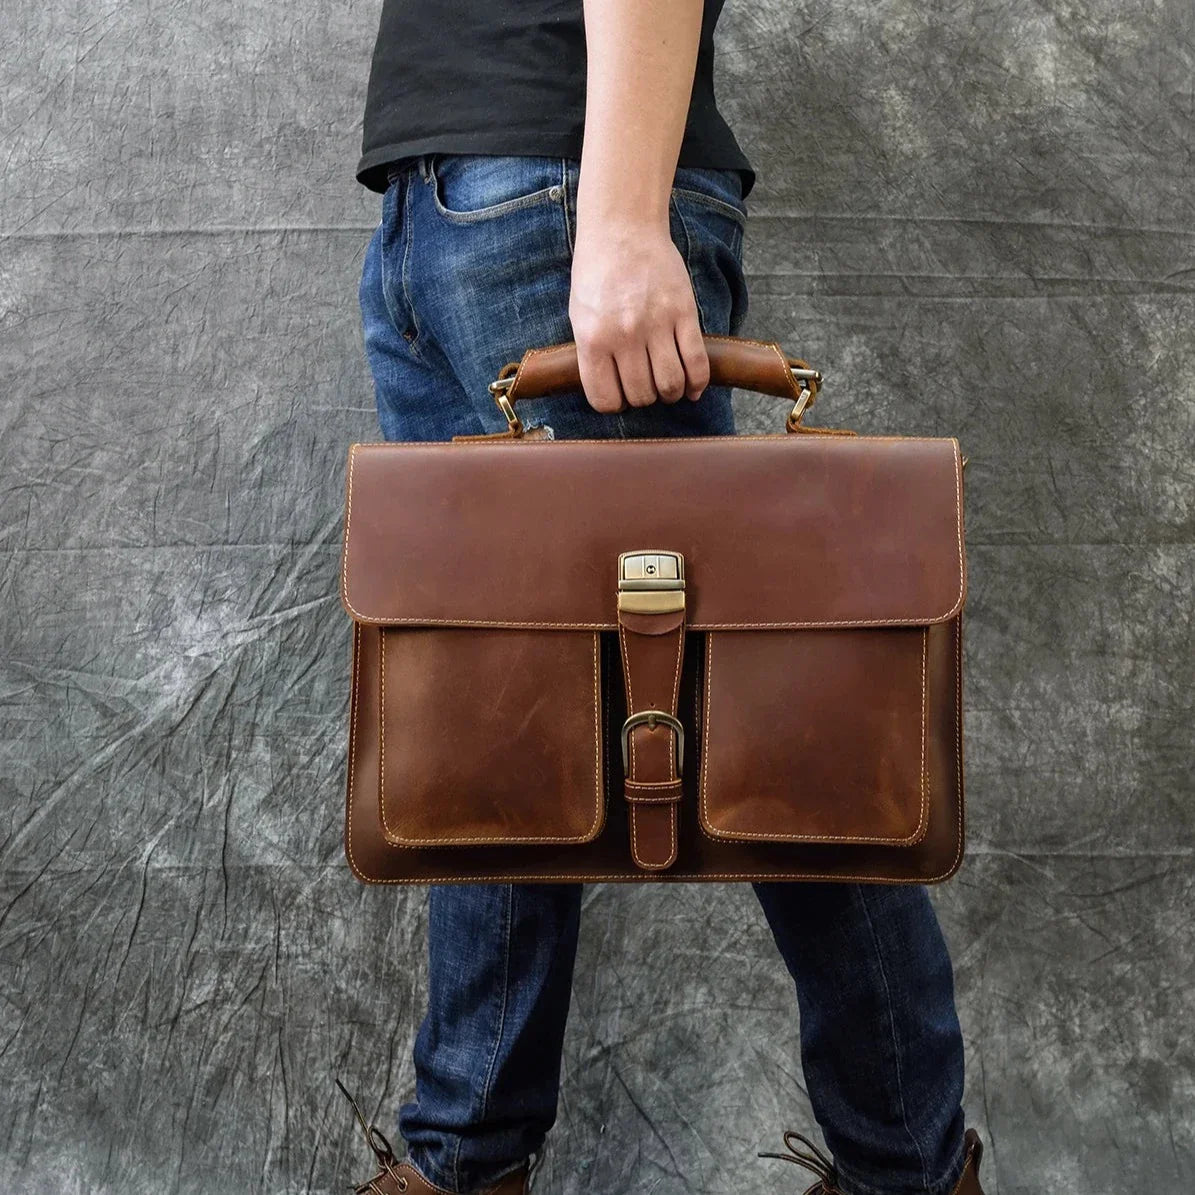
[
  {"x1": 617, "y1": 550, "x2": 685, "y2": 615},
  {"x1": 620, "y1": 710, "x2": 685, "y2": 775}
]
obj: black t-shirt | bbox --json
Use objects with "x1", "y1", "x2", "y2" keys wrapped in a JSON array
[{"x1": 357, "y1": 0, "x2": 755, "y2": 199}]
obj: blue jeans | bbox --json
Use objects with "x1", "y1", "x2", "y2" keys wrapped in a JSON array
[{"x1": 358, "y1": 153, "x2": 967, "y2": 1195}]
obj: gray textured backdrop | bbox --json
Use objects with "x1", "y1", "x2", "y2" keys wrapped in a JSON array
[{"x1": 2, "y1": 2, "x2": 1192, "y2": 1192}]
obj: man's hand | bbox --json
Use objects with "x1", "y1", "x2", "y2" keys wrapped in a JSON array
[
  {"x1": 573, "y1": 0, "x2": 709, "y2": 414},
  {"x1": 570, "y1": 216, "x2": 709, "y2": 412}
]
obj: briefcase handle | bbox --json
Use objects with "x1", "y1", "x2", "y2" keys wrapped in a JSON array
[{"x1": 487, "y1": 335, "x2": 822, "y2": 436}]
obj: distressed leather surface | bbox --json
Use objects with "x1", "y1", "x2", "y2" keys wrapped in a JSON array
[
  {"x1": 340, "y1": 437, "x2": 965, "y2": 630},
  {"x1": 345, "y1": 620, "x2": 964, "y2": 883},
  {"x1": 378, "y1": 628, "x2": 605, "y2": 848},
  {"x1": 340, "y1": 431, "x2": 967, "y2": 884},
  {"x1": 699, "y1": 627, "x2": 933, "y2": 846}
]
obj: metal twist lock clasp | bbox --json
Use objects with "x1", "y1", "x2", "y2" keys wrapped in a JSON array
[{"x1": 617, "y1": 550, "x2": 685, "y2": 615}]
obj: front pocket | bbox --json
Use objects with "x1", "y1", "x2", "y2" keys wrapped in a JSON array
[
  {"x1": 698, "y1": 628, "x2": 930, "y2": 845},
  {"x1": 379, "y1": 627, "x2": 605, "y2": 846},
  {"x1": 670, "y1": 165, "x2": 748, "y2": 227},
  {"x1": 432, "y1": 154, "x2": 565, "y2": 223}
]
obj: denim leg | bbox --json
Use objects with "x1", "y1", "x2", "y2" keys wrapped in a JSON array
[
  {"x1": 398, "y1": 883, "x2": 583, "y2": 1191},
  {"x1": 359, "y1": 151, "x2": 752, "y2": 1191},
  {"x1": 752, "y1": 882, "x2": 967, "y2": 1195}
]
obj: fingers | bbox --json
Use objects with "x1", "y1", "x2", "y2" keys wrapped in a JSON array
[
  {"x1": 646, "y1": 329, "x2": 689, "y2": 404},
  {"x1": 616, "y1": 342, "x2": 658, "y2": 408},
  {"x1": 674, "y1": 316, "x2": 711, "y2": 401},
  {"x1": 576, "y1": 341, "x2": 625, "y2": 414},
  {"x1": 583, "y1": 321, "x2": 708, "y2": 412}
]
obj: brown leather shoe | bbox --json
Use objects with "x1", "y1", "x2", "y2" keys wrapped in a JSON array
[
  {"x1": 338, "y1": 1080, "x2": 530, "y2": 1195},
  {"x1": 354, "y1": 1157, "x2": 529, "y2": 1195},
  {"x1": 761, "y1": 1127, "x2": 986, "y2": 1194}
]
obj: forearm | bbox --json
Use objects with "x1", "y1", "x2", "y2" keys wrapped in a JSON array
[
  {"x1": 569, "y1": 0, "x2": 709, "y2": 412},
  {"x1": 577, "y1": 0, "x2": 703, "y2": 232}
]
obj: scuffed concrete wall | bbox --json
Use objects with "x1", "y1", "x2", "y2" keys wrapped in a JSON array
[{"x1": 1, "y1": 2, "x2": 1191, "y2": 1192}]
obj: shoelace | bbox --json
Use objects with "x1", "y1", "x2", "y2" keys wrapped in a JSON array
[
  {"x1": 336, "y1": 1079, "x2": 407, "y2": 1194},
  {"x1": 758, "y1": 1130, "x2": 841, "y2": 1195},
  {"x1": 337, "y1": 1078, "x2": 541, "y2": 1194}
]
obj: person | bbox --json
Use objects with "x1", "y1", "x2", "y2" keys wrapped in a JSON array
[{"x1": 348, "y1": 2, "x2": 987, "y2": 1193}]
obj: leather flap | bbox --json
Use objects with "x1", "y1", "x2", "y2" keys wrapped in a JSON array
[{"x1": 341, "y1": 436, "x2": 965, "y2": 630}]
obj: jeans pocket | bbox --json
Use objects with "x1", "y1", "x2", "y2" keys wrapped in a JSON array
[
  {"x1": 431, "y1": 154, "x2": 567, "y2": 223},
  {"x1": 670, "y1": 165, "x2": 749, "y2": 228}
]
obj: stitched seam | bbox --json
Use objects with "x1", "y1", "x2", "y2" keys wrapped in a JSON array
[
  {"x1": 379, "y1": 627, "x2": 386, "y2": 823},
  {"x1": 352, "y1": 870, "x2": 953, "y2": 884},
  {"x1": 619, "y1": 624, "x2": 680, "y2": 869},
  {"x1": 619, "y1": 624, "x2": 636, "y2": 771},
  {"x1": 379, "y1": 632, "x2": 604, "y2": 846},
  {"x1": 602, "y1": 633, "x2": 611, "y2": 813},
  {"x1": 474, "y1": 884, "x2": 514, "y2": 1185},
  {"x1": 433, "y1": 185, "x2": 560, "y2": 223},
  {"x1": 351, "y1": 434, "x2": 956, "y2": 444},
  {"x1": 618, "y1": 623, "x2": 646, "y2": 868},
  {"x1": 768, "y1": 341, "x2": 801, "y2": 399},
  {"x1": 670, "y1": 626, "x2": 684, "y2": 716},
  {"x1": 508, "y1": 342, "x2": 573, "y2": 403},
  {"x1": 855, "y1": 885, "x2": 931, "y2": 1190},
  {"x1": 920, "y1": 628, "x2": 928, "y2": 841},
  {"x1": 698, "y1": 632, "x2": 930, "y2": 844},
  {"x1": 339, "y1": 444, "x2": 358, "y2": 620},
  {"x1": 955, "y1": 615, "x2": 965, "y2": 865},
  {"x1": 561, "y1": 159, "x2": 575, "y2": 254},
  {"x1": 344, "y1": 622, "x2": 363, "y2": 880},
  {"x1": 664, "y1": 628, "x2": 683, "y2": 865},
  {"x1": 674, "y1": 197, "x2": 707, "y2": 333},
  {"x1": 703, "y1": 333, "x2": 785, "y2": 349},
  {"x1": 399, "y1": 180, "x2": 423, "y2": 353},
  {"x1": 347, "y1": 623, "x2": 965, "y2": 885},
  {"x1": 635, "y1": 630, "x2": 684, "y2": 869},
  {"x1": 347, "y1": 629, "x2": 964, "y2": 885},
  {"x1": 347, "y1": 615, "x2": 957, "y2": 629},
  {"x1": 699, "y1": 633, "x2": 715, "y2": 840},
  {"x1": 592, "y1": 631, "x2": 604, "y2": 839},
  {"x1": 342, "y1": 437, "x2": 965, "y2": 627},
  {"x1": 671, "y1": 186, "x2": 748, "y2": 227}
]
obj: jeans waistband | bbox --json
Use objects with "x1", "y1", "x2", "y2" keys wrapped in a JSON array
[{"x1": 386, "y1": 154, "x2": 434, "y2": 187}]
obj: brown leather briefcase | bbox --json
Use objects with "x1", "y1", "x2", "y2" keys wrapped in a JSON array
[{"x1": 340, "y1": 336, "x2": 967, "y2": 885}]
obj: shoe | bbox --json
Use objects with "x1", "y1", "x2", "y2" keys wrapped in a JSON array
[
  {"x1": 760, "y1": 1127, "x2": 986, "y2": 1194},
  {"x1": 338, "y1": 1080, "x2": 531, "y2": 1195},
  {"x1": 353, "y1": 1157, "x2": 529, "y2": 1195}
]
